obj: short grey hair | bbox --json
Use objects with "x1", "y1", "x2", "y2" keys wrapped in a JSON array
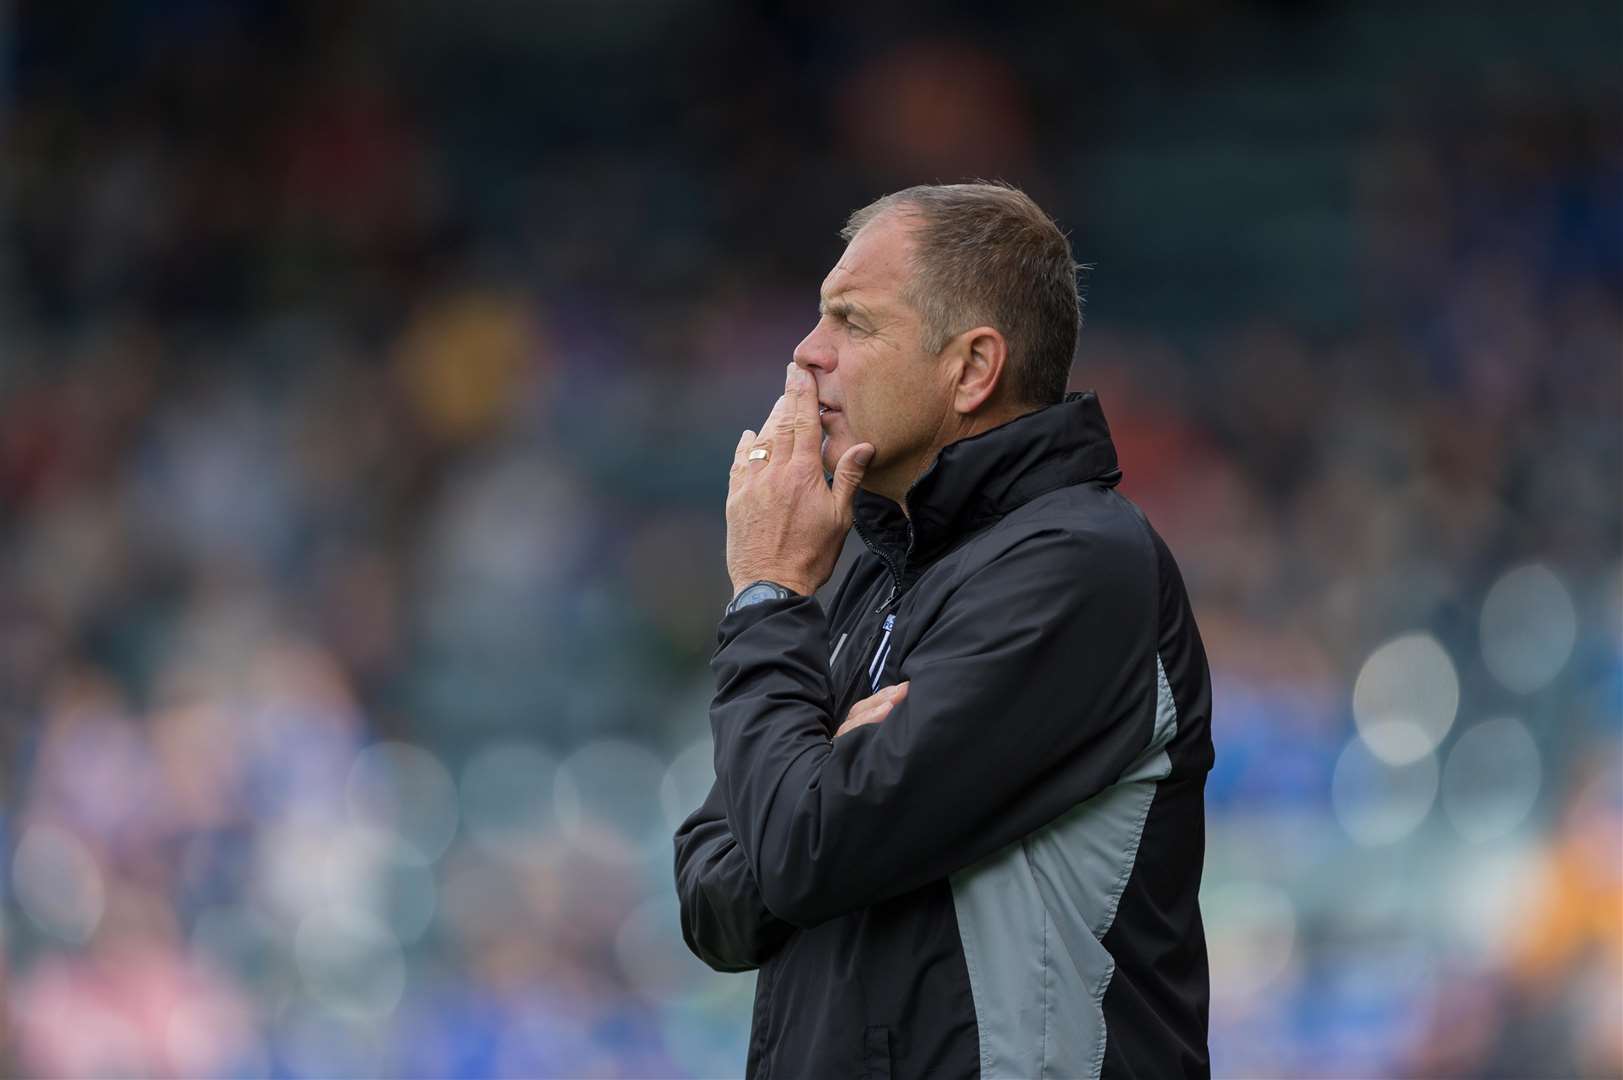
[{"x1": 841, "y1": 181, "x2": 1083, "y2": 407}]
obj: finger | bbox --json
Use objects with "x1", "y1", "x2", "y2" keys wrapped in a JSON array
[
  {"x1": 757, "y1": 393, "x2": 792, "y2": 458},
  {"x1": 855, "y1": 681, "x2": 908, "y2": 712},
  {"x1": 836, "y1": 681, "x2": 909, "y2": 737},
  {"x1": 843, "y1": 697, "x2": 884, "y2": 728},
  {"x1": 730, "y1": 429, "x2": 756, "y2": 487},
  {"x1": 732, "y1": 428, "x2": 756, "y2": 470},
  {"x1": 836, "y1": 698, "x2": 892, "y2": 737},
  {"x1": 863, "y1": 681, "x2": 908, "y2": 706},
  {"x1": 770, "y1": 363, "x2": 800, "y2": 459},
  {"x1": 836, "y1": 695, "x2": 882, "y2": 734},
  {"x1": 831, "y1": 441, "x2": 875, "y2": 516},
  {"x1": 783, "y1": 362, "x2": 819, "y2": 461}
]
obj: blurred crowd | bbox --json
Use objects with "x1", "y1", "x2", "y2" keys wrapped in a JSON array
[{"x1": 2, "y1": 1, "x2": 1619, "y2": 1077}]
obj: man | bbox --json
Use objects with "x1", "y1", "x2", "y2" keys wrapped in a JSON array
[{"x1": 673, "y1": 183, "x2": 1214, "y2": 1079}]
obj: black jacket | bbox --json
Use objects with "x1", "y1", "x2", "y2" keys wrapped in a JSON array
[{"x1": 674, "y1": 392, "x2": 1214, "y2": 1079}]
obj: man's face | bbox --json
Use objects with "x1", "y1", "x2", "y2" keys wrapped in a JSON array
[{"x1": 792, "y1": 212, "x2": 952, "y2": 501}]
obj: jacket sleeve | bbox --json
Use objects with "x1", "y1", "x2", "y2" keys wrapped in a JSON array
[
  {"x1": 709, "y1": 525, "x2": 1156, "y2": 928},
  {"x1": 673, "y1": 775, "x2": 796, "y2": 972}
]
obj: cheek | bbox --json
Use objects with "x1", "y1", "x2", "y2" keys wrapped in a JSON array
[{"x1": 833, "y1": 404, "x2": 869, "y2": 450}]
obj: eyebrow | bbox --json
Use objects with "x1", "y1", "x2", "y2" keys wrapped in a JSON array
[{"x1": 819, "y1": 296, "x2": 875, "y2": 323}]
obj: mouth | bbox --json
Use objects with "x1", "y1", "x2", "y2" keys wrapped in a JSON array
[{"x1": 818, "y1": 403, "x2": 840, "y2": 416}]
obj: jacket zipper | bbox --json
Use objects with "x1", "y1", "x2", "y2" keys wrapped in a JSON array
[
  {"x1": 839, "y1": 519, "x2": 913, "y2": 707},
  {"x1": 852, "y1": 518, "x2": 913, "y2": 614},
  {"x1": 867, "y1": 614, "x2": 896, "y2": 691}
]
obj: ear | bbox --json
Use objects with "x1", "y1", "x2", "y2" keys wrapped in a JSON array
[{"x1": 948, "y1": 326, "x2": 1008, "y2": 416}]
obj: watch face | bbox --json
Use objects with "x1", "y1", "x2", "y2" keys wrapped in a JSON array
[
  {"x1": 730, "y1": 582, "x2": 788, "y2": 613},
  {"x1": 739, "y1": 584, "x2": 781, "y2": 607}
]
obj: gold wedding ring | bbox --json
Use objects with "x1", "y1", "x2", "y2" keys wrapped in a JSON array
[{"x1": 747, "y1": 446, "x2": 771, "y2": 462}]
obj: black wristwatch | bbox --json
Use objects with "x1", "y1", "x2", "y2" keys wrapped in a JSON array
[{"x1": 725, "y1": 580, "x2": 796, "y2": 616}]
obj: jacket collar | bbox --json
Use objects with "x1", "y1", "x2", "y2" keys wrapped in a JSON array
[{"x1": 852, "y1": 391, "x2": 1122, "y2": 585}]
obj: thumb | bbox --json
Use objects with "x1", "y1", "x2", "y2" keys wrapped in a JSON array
[{"x1": 831, "y1": 442, "x2": 875, "y2": 514}]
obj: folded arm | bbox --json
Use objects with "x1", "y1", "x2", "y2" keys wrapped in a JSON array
[{"x1": 710, "y1": 526, "x2": 1157, "y2": 928}]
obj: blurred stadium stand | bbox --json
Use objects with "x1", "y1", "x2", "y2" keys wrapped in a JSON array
[{"x1": 1, "y1": 1, "x2": 1619, "y2": 1076}]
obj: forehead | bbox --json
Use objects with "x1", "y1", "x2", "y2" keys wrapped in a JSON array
[{"x1": 820, "y1": 211, "x2": 916, "y2": 304}]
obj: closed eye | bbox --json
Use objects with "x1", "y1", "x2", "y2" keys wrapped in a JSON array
[
  {"x1": 824, "y1": 308, "x2": 865, "y2": 334},
  {"x1": 820, "y1": 299, "x2": 872, "y2": 335}
]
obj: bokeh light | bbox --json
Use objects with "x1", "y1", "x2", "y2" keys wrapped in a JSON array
[
  {"x1": 1480, "y1": 563, "x2": 1579, "y2": 695},
  {"x1": 294, "y1": 907, "x2": 408, "y2": 1021},
  {"x1": 554, "y1": 739, "x2": 670, "y2": 858},
  {"x1": 1441, "y1": 717, "x2": 1544, "y2": 843},
  {"x1": 256, "y1": 822, "x2": 392, "y2": 924},
  {"x1": 345, "y1": 742, "x2": 461, "y2": 866},
  {"x1": 659, "y1": 737, "x2": 716, "y2": 834},
  {"x1": 1352, "y1": 633, "x2": 1460, "y2": 765},
  {"x1": 1331, "y1": 737, "x2": 1440, "y2": 846},
  {"x1": 12, "y1": 824, "x2": 106, "y2": 945}
]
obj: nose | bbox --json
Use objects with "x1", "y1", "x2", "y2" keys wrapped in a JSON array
[{"x1": 793, "y1": 323, "x2": 835, "y2": 375}]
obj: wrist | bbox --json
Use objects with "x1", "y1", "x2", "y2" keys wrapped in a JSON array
[{"x1": 730, "y1": 574, "x2": 812, "y2": 599}]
